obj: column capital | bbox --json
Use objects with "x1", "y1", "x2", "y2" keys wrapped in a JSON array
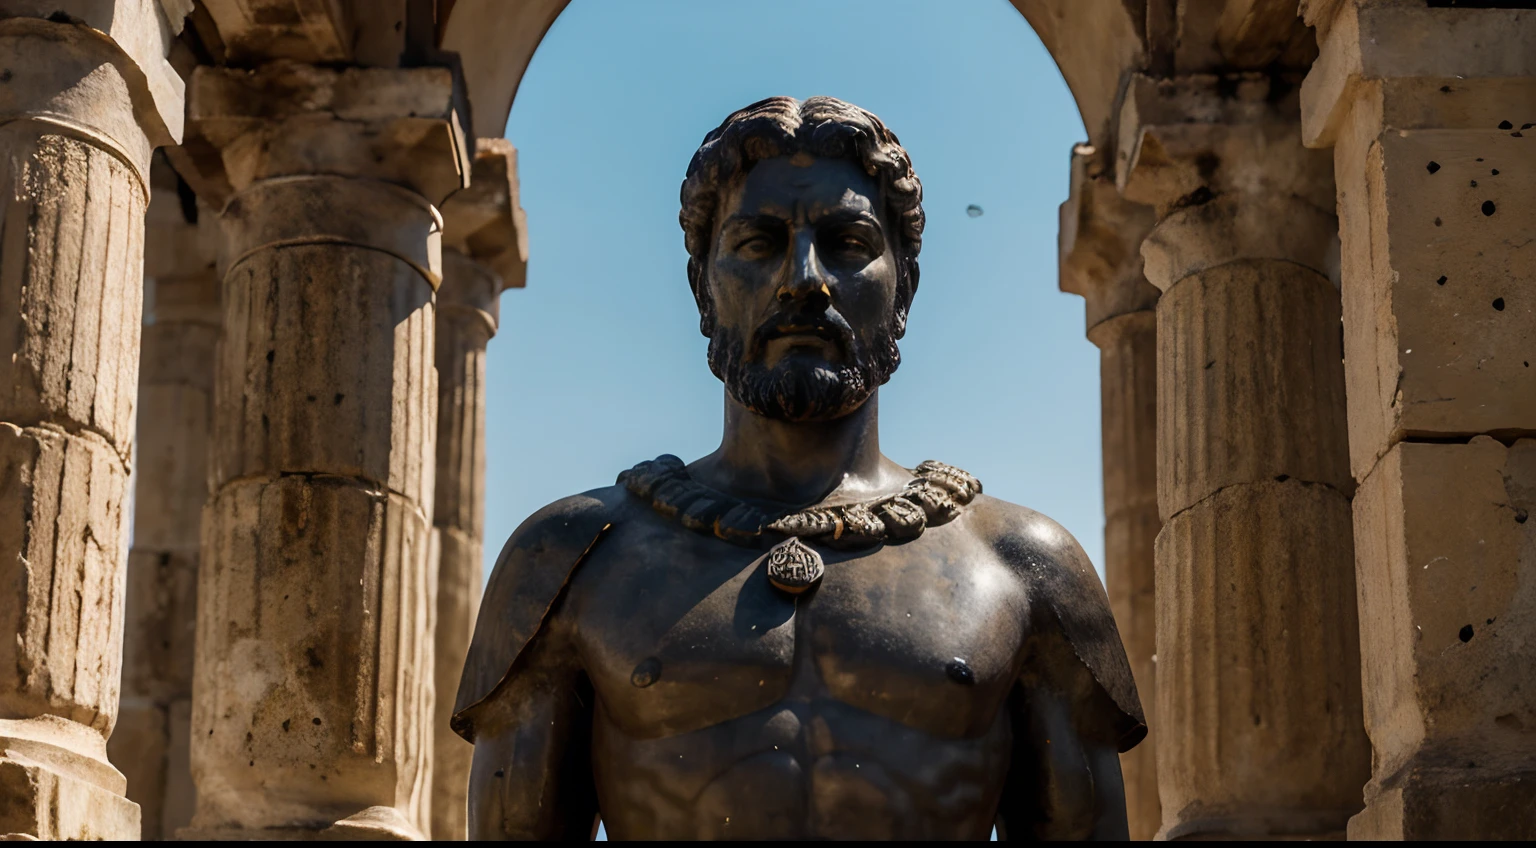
[
  {"x1": 0, "y1": 1, "x2": 188, "y2": 183},
  {"x1": 1116, "y1": 74, "x2": 1338, "y2": 293},
  {"x1": 1301, "y1": 1, "x2": 1536, "y2": 148},
  {"x1": 1117, "y1": 73, "x2": 1335, "y2": 214},
  {"x1": 442, "y1": 138, "x2": 528, "y2": 292},
  {"x1": 183, "y1": 61, "x2": 472, "y2": 207},
  {"x1": 1058, "y1": 143, "x2": 1157, "y2": 336}
]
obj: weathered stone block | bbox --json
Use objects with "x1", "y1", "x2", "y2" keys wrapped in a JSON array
[
  {"x1": 1338, "y1": 130, "x2": 1535, "y2": 478},
  {"x1": 1156, "y1": 260, "x2": 1353, "y2": 518},
  {"x1": 192, "y1": 475, "x2": 431, "y2": 836},
  {"x1": 1350, "y1": 437, "x2": 1535, "y2": 830},
  {"x1": 1349, "y1": 765, "x2": 1536, "y2": 840},
  {"x1": 1155, "y1": 480, "x2": 1368, "y2": 838},
  {"x1": 0, "y1": 757, "x2": 139, "y2": 840}
]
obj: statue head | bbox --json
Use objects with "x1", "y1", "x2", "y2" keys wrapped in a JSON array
[{"x1": 680, "y1": 96, "x2": 924, "y2": 422}]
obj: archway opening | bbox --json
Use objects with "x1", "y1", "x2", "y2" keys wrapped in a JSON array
[{"x1": 473, "y1": 0, "x2": 1108, "y2": 585}]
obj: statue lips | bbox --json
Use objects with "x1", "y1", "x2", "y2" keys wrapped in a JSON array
[{"x1": 753, "y1": 313, "x2": 852, "y2": 361}]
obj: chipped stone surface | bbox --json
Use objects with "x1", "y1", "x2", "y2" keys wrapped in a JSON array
[
  {"x1": 192, "y1": 477, "x2": 433, "y2": 836},
  {"x1": 1315, "y1": 69, "x2": 1536, "y2": 478},
  {"x1": 1349, "y1": 437, "x2": 1536, "y2": 839},
  {"x1": 0, "y1": 756, "x2": 139, "y2": 839},
  {"x1": 1304, "y1": 5, "x2": 1536, "y2": 837}
]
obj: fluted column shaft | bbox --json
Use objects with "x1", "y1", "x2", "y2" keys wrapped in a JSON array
[
  {"x1": 1301, "y1": 2, "x2": 1536, "y2": 838},
  {"x1": 184, "y1": 63, "x2": 469, "y2": 840},
  {"x1": 0, "y1": 9, "x2": 181, "y2": 840},
  {"x1": 1088, "y1": 311, "x2": 1159, "y2": 839},
  {"x1": 430, "y1": 249, "x2": 499, "y2": 840},
  {"x1": 109, "y1": 184, "x2": 218, "y2": 837},
  {"x1": 1119, "y1": 73, "x2": 1369, "y2": 839},
  {"x1": 1059, "y1": 146, "x2": 1161, "y2": 840}
]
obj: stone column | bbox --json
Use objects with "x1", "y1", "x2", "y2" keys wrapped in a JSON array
[
  {"x1": 1058, "y1": 144, "x2": 1161, "y2": 841},
  {"x1": 0, "y1": 5, "x2": 182, "y2": 840},
  {"x1": 183, "y1": 62, "x2": 470, "y2": 840},
  {"x1": 1300, "y1": 2, "x2": 1536, "y2": 839},
  {"x1": 1117, "y1": 73, "x2": 1371, "y2": 839},
  {"x1": 108, "y1": 161, "x2": 217, "y2": 840},
  {"x1": 429, "y1": 139, "x2": 526, "y2": 840}
]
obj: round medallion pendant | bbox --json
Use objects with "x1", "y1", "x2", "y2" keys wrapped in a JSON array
[{"x1": 764, "y1": 537, "x2": 824, "y2": 594}]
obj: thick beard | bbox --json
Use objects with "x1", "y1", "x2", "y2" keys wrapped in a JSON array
[{"x1": 707, "y1": 323, "x2": 902, "y2": 422}]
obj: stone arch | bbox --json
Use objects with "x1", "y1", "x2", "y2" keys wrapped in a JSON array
[{"x1": 441, "y1": 0, "x2": 1147, "y2": 154}]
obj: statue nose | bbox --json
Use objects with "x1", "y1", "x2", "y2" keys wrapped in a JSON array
[{"x1": 777, "y1": 236, "x2": 832, "y2": 305}]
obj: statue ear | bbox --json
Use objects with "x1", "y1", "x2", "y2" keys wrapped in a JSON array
[
  {"x1": 687, "y1": 256, "x2": 717, "y2": 337},
  {"x1": 892, "y1": 256, "x2": 919, "y2": 339}
]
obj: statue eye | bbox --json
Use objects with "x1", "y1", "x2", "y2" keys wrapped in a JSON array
[
  {"x1": 833, "y1": 235, "x2": 871, "y2": 255},
  {"x1": 735, "y1": 236, "x2": 773, "y2": 257}
]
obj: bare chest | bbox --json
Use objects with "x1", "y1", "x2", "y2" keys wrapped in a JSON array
[{"x1": 568, "y1": 517, "x2": 1031, "y2": 740}]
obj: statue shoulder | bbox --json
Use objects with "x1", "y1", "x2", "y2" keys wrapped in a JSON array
[
  {"x1": 969, "y1": 495, "x2": 1147, "y2": 753},
  {"x1": 451, "y1": 486, "x2": 629, "y2": 742},
  {"x1": 964, "y1": 496, "x2": 1098, "y2": 594}
]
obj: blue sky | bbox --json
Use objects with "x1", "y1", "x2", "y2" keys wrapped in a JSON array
[{"x1": 487, "y1": 0, "x2": 1103, "y2": 580}]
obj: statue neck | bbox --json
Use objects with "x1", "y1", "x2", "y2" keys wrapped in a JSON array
[{"x1": 693, "y1": 391, "x2": 909, "y2": 509}]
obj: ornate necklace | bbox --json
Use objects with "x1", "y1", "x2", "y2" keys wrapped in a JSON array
[{"x1": 617, "y1": 455, "x2": 982, "y2": 594}]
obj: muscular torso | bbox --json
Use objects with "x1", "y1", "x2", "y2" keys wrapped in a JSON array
[
  {"x1": 561, "y1": 496, "x2": 1033, "y2": 840},
  {"x1": 461, "y1": 486, "x2": 1139, "y2": 841}
]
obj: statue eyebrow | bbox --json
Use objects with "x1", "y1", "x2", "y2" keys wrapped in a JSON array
[
  {"x1": 720, "y1": 209, "x2": 879, "y2": 233},
  {"x1": 721, "y1": 212, "x2": 788, "y2": 231},
  {"x1": 809, "y1": 208, "x2": 881, "y2": 227}
]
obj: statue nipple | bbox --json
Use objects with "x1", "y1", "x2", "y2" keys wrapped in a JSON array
[
  {"x1": 631, "y1": 657, "x2": 662, "y2": 688},
  {"x1": 764, "y1": 537, "x2": 824, "y2": 594},
  {"x1": 946, "y1": 657, "x2": 976, "y2": 685}
]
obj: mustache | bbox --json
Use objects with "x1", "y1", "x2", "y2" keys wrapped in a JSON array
[{"x1": 750, "y1": 309, "x2": 854, "y2": 355}]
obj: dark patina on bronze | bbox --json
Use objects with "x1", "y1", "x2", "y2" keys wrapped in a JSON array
[{"x1": 453, "y1": 96, "x2": 1145, "y2": 841}]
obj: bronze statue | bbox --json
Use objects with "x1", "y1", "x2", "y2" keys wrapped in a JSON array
[{"x1": 453, "y1": 96, "x2": 1145, "y2": 841}]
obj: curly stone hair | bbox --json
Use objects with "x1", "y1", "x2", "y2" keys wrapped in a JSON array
[{"x1": 679, "y1": 96, "x2": 925, "y2": 337}]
